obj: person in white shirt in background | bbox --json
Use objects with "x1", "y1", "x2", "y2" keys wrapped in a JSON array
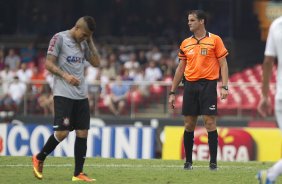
[
  {"x1": 0, "y1": 76, "x2": 26, "y2": 110},
  {"x1": 257, "y1": 16, "x2": 282, "y2": 184},
  {"x1": 146, "y1": 46, "x2": 162, "y2": 62},
  {"x1": 0, "y1": 65, "x2": 15, "y2": 95},
  {"x1": 144, "y1": 60, "x2": 162, "y2": 81},
  {"x1": 124, "y1": 52, "x2": 140, "y2": 79},
  {"x1": 17, "y1": 63, "x2": 33, "y2": 83},
  {"x1": 4, "y1": 48, "x2": 21, "y2": 71}
]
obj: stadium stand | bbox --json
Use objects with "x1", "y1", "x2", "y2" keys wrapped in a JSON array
[{"x1": 217, "y1": 64, "x2": 276, "y2": 116}]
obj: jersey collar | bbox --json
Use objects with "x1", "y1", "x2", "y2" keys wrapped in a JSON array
[{"x1": 192, "y1": 31, "x2": 209, "y2": 43}]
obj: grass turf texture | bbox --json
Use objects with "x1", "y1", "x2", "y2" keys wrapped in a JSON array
[{"x1": 0, "y1": 156, "x2": 281, "y2": 184}]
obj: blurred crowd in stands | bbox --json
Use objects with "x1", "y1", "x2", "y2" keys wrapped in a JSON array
[
  {"x1": 0, "y1": 43, "x2": 179, "y2": 117},
  {"x1": 0, "y1": 0, "x2": 269, "y2": 119}
]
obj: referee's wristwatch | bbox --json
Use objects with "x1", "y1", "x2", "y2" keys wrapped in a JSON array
[{"x1": 221, "y1": 86, "x2": 228, "y2": 90}]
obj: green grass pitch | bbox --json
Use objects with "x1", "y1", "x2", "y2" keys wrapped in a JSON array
[{"x1": 0, "y1": 156, "x2": 281, "y2": 184}]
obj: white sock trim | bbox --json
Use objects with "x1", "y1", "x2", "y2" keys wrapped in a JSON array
[{"x1": 54, "y1": 133, "x2": 61, "y2": 142}]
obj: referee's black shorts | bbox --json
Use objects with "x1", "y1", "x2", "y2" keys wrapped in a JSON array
[
  {"x1": 53, "y1": 96, "x2": 90, "y2": 131},
  {"x1": 182, "y1": 79, "x2": 217, "y2": 116}
]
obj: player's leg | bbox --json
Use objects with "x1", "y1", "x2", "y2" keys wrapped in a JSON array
[
  {"x1": 117, "y1": 100, "x2": 125, "y2": 115},
  {"x1": 183, "y1": 115, "x2": 198, "y2": 170},
  {"x1": 266, "y1": 159, "x2": 282, "y2": 183},
  {"x1": 36, "y1": 131, "x2": 69, "y2": 160},
  {"x1": 72, "y1": 98, "x2": 95, "y2": 182},
  {"x1": 261, "y1": 99, "x2": 282, "y2": 182},
  {"x1": 203, "y1": 115, "x2": 218, "y2": 170},
  {"x1": 37, "y1": 96, "x2": 73, "y2": 160},
  {"x1": 182, "y1": 80, "x2": 199, "y2": 170},
  {"x1": 104, "y1": 95, "x2": 118, "y2": 115},
  {"x1": 32, "y1": 96, "x2": 73, "y2": 179},
  {"x1": 201, "y1": 80, "x2": 218, "y2": 170}
]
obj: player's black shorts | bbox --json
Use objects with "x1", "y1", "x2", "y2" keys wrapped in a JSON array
[
  {"x1": 53, "y1": 96, "x2": 90, "y2": 131},
  {"x1": 182, "y1": 79, "x2": 217, "y2": 116}
]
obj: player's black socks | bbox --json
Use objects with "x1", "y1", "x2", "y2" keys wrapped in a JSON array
[
  {"x1": 208, "y1": 130, "x2": 218, "y2": 164},
  {"x1": 74, "y1": 137, "x2": 87, "y2": 176},
  {"x1": 184, "y1": 130, "x2": 194, "y2": 164},
  {"x1": 37, "y1": 134, "x2": 60, "y2": 161}
]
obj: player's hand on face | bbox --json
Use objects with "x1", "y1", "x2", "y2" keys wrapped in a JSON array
[
  {"x1": 63, "y1": 73, "x2": 80, "y2": 86},
  {"x1": 169, "y1": 95, "x2": 175, "y2": 109},
  {"x1": 258, "y1": 97, "x2": 272, "y2": 117},
  {"x1": 87, "y1": 35, "x2": 93, "y2": 43}
]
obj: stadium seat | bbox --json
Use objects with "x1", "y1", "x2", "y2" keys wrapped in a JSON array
[
  {"x1": 127, "y1": 89, "x2": 143, "y2": 112},
  {"x1": 149, "y1": 84, "x2": 165, "y2": 102}
]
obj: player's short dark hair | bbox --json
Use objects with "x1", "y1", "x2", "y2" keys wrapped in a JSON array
[
  {"x1": 83, "y1": 16, "x2": 96, "y2": 32},
  {"x1": 187, "y1": 10, "x2": 207, "y2": 26}
]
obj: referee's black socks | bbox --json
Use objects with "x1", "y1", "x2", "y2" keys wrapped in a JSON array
[
  {"x1": 184, "y1": 130, "x2": 194, "y2": 164},
  {"x1": 208, "y1": 130, "x2": 218, "y2": 164},
  {"x1": 37, "y1": 134, "x2": 60, "y2": 161},
  {"x1": 74, "y1": 137, "x2": 87, "y2": 176}
]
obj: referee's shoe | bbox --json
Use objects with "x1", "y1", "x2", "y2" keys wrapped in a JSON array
[
  {"x1": 209, "y1": 163, "x2": 218, "y2": 171},
  {"x1": 184, "y1": 162, "x2": 193, "y2": 170}
]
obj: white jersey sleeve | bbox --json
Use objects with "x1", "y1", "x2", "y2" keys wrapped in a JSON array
[
  {"x1": 47, "y1": 33, "x2": 63, "y2": 57},
  {"x1": 264, "y1": 18, "x2": 281, "y2": 57}
]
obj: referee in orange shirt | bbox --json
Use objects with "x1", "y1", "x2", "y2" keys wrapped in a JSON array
[{"x1": 169, "y1": 10, "x2": 229, "y2": 170}]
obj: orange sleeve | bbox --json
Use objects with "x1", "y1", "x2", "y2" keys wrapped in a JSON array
[
  {"x1": 215, "y1": 36, "x2": 228, "y2": 59},
  {"x1": 178, "y1": 49, "x2": 186, "y2": 61},
  {"x1": 178, "y1": 42, "x2": 186, "y2": 61}
]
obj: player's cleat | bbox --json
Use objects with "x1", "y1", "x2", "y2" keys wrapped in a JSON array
[
  {"x1": 209, "y1": 163, "x2": 218, "y2": 171},
  {"x1": 184, "y1": 162, "x2": 193, "y2": 170},
  {"x1": 72, "y1": 172, "x2": 96, "y2": 182},
  {"x1": 32, "y1": 155, "x2": 44, "y2": 179},
  {"x1": 256, "y1": 170, "x2": 274, "y2": 184}
]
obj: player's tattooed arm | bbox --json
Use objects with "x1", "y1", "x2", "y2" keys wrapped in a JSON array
[
  {"x1": 45, "y1": 54, "x2": 65, "y2": 77},
  {"x1": 86, "y1": 37, "x2": 100, "y2": 67},
  {"x1": 45, "y1": 54, "x2": 80, "y2": 86}
]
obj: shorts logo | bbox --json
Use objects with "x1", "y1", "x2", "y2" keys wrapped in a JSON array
[
  {"x1": 63, "y1": 117, "x2": 70, "y2": 126},
  {"x1": 209, "y1": 105, "x2": 216, "y2": 111},
  {"x1": 201, "y1": 48, "x2": 208, "y2": 55}
]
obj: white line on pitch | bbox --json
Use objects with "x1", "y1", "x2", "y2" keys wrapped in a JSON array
[{"x1": 0, "y1": 164, "x2": 256, "y2": 169}]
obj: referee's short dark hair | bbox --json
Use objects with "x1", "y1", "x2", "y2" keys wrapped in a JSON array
[
  {"x1": 187, "y1": 10, "x2": 207, "y2": 26},
  {"x1": 83, "y1": 16, "x2": 96, "y2": 32}
]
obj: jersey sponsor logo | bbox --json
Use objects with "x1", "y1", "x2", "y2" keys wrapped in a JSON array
[
  {"x1": 66, "y1": 44, "x2": 74, "y2": 48},
  {"x1": 200, "y1": 48, "x2": 208, "y2": 55},
  {"x1": 66, "y1": 56, "x2": 84, "y2": 64}
]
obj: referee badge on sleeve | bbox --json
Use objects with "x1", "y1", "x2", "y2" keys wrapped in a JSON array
[{"x1": 200, "y1": 48, "x2": 208, "y2": 55}]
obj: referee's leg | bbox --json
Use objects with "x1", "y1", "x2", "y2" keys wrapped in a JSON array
[
  {"x1": 183, "y1": 116, "x2": 197, "y2": 169},
  {"x1": 203, "y1": 115, "x2": 218, "y2": 170}
]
